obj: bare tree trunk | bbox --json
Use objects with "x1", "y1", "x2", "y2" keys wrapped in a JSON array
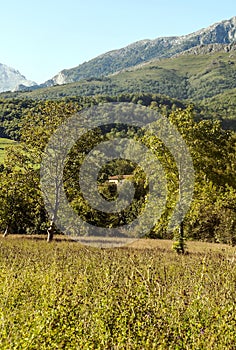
[
  {"x1": 46, "y1": 183, "x2": 59, "y2": 242},
  {"x1": 3, "y1": 226, "x2": 9, "y2": 238},
  {"x1": 47, "y1": 220, "x2": 54, "y2": 242},
  {"x1": 173, "y1": 156, "x2": 186, "y2": 254},
  {"x1": 178, "y1": 221, "x2": 185, "y2": 254}
]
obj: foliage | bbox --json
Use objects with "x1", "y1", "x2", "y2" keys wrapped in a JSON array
[
  {"x1": 0, "y1": 94, "x2": 186, "y2": 141},
  {"x1": 0, "y1": 97, "x2": 235, "y2": 244},
  {"x1": 0, "y1": 138, "x2": 16, "y2": 164},
  {"x1": 199, "y1": 88, "x2": 236, "y2": 130},
  {"x1": 0, "y1": 101, "x2": 81, "y2": 235},
  {"x1": 0, "y1": 98, "x2": 39, "y2": 140},
  {"x1": 0, "y1": 144, "x2": 46, "y2": 234}
]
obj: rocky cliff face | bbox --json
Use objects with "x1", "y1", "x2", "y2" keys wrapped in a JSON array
[
  {"x1": 0, "y1": 63, "x2": 36, "y2": 93},
  {"x1": 43, "y1": 16, "x2": 236, "y2": 87},
  {"x1": 193, "y1": 16, "x2": 236, "y2": 44},
  {"x1": 4, "y1": 16, "x2": 234, "y2": 92},
  {"x1": 174, "y1": 42, "x2": 236, "y2": 57}
]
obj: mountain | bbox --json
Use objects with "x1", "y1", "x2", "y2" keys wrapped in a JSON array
[
  {"x1": 0, "y1": 63, "x2": 36, "y2": 93},
  {"x1": 9, "y1": 43, "x2": 236, "y2": 103},
  {"x1": 43, "y1": 16, "x2": 236, "y2": 86}
]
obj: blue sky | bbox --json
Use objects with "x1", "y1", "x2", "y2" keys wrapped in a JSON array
[{"x1": 0, "y1": 0, "x2": 235, "y2": 83}]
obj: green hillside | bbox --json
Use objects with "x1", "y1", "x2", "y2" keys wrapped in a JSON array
[
  {"x1": 4, "y1": 49, "x2": 236, "y2": 105},
  {"x1": 42, "y1": 17, "x2": 236, "y2": 86},
  {"x1": 199, "y1": 87, "x2": 236, "y2": 129},
  {"x1": 2, "y1": 49, "x2": 235, "y2": 130},
  {"x1": 0, "y1": 48, "x2": 236, "y2": 133}
]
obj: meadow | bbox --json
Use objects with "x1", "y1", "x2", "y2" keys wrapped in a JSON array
[{"x1": 0, "y1": 236, "x2": 235, "y2": 349}]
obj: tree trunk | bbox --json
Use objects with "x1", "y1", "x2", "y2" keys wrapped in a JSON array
[
  {"x1": 47, "y1": 221, "x2": 54, "y2": 242},
  {"x1": 3, "y1": 226, "x2": 9, "y2": 238},
  {"x1": 177, "y1": 156, "x2": 185, "y2": 254},
  {"x1": 178, "y1": 221, "x2": 185, "y2": 254}
]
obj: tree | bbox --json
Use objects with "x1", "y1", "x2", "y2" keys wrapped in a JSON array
[{"x1": 0, "y1": 101, "x2": 80, "y2": 240}]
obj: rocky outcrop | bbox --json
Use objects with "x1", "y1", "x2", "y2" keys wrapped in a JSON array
[
  {"x1": 0, "y1": 63, "x2": 36, "y2": 93},
  {"x1": 44, "y1": 16, "x2": 236, "y2": 86}
]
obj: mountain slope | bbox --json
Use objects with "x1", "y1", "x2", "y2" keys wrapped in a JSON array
[
  {"x1": 44, "y1": 16, "x2": 236, "y2": 86},
  {"x1": 9, "y1": 44, "x2": 236, "y2": 102},
  {"x1": 0, "y1": 63, "x2": 36, "y2": 93}
]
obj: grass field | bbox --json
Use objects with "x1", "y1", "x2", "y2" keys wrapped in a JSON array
[
  {"x1": 0, "y1": 236, "x2": 235, "y2": 349},
  {"x1": 0, "y1": 138, "x2": 16, "y2": 163}
]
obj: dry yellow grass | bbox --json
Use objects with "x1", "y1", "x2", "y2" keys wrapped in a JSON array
[
  {"x1": 0, "y1": 234, "x2": 235, "y2": 348},
  {"x1": 2, "y1": 234, "x2": 235, "y2": 256}
]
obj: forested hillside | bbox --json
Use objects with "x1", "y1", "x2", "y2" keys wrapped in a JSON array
[
  {"x1": 2, "y1": 46, "x2": 236, "y2": 131},
  {"x1": 3, "y1": 47, "x2": 236, "y2": 101}
]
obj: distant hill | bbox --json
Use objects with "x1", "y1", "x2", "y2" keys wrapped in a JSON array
[
  {"x1": 0, "y1": 63, "x2": 36, "y2": 93},
  {"x1": 1, "y1": 16, "x2": 236, "y2": 130},
  {"x1": 7, "y1": 44, "x2": 236, "y2": 102},
  {"x1": 42, "y1": 16, "x2": 236, "y2": 87}
]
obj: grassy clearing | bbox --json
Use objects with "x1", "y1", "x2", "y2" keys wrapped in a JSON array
[
  {"x1": 0, "y1": 138, "x2": 16, "y2": 163},
  {"x1": 0, "y1": 236, "x2": 235, "y2": 349}
]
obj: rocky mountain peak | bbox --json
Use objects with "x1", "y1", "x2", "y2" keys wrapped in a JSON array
[
  {"x1": 2, "y1": 16, "x2": 236, "y2": 92},
  {"x1": 42, "y1": 16, "x2": 236, "y2": 88},
  {"x1": 0, "y1": 63, "x2": 36, "y2": 93}
]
